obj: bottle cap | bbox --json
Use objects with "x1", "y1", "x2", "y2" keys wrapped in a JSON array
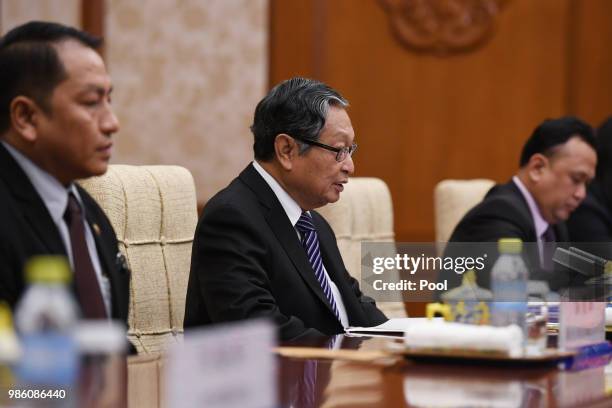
[
  {"x1": 498, "y1": 238, "x2": 522, "y2": 254},
  {"x1": 25, "y1": 256, "x2": 71, "y2": 284}
]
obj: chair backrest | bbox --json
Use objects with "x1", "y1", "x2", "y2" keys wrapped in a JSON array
[
  {"x1": 317, "y1": 177, "x2": 406, "y2": 318},
  {"x1": 434, "y1": 179, "x2": 495, "y2": 245},
  {"x1": 79, "y1": 165, "x2": 198, "y2": 353}
]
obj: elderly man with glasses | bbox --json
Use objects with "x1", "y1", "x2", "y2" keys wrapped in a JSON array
[{"x1": 184, "y1": 77, "x2": 387, "y2": 341}]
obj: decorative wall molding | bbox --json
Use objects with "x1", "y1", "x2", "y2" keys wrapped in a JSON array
[{"x1": 379, "y1": 0, "x2": 509, "y2": 55}]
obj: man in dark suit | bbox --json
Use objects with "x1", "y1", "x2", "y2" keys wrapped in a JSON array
[
  {"x1": 184, "y1": 78, "x2": 387, "y2": 340},
  {"x1": 445, "y1": 117, "x2": 597, "y2": 290},
  {"x1": 0, "y1": 21, "x2": 129, "y2": 322}
]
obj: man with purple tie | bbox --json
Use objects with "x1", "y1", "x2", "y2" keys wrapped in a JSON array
[
  {"x1": 446, "y1": 116, "x2": 597, "y2": 290},
  {"x1": 184, "y1": 78, "x2": 387, "y2": 340}
]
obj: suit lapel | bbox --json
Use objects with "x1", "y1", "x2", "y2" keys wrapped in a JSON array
[
  {"x1": 313, "y1": 213, "x2": 366, "y2": 325},
  {"x1": 490, "y1": 181, "x2": 539, "y2": 240},
  {"x1": 239, "y1": 164, "x2": 339, "y2": 316},
  {"x1": 21, "y1": 201, "x2": 67, "y2": 254},
  {"x1": 0, "y1": 144, "x2": 67, "y2": 255},
  {"x1": 78, "y1": 186, "x2": 128, "y2": 320},
  {"x1": 84, "y1": 211, "x2": 118, "y2": 316},
  {"x1": 312, "y1": 214, "x2": 345, "y2": 286},
  {"x1": 83, "y1": 203, "x2": 114, "y2": 276},
  {"x1": 266, "y1": 211, "x2": 336, "y2": 314},
  {"x1": 554, "y1": 223, "x2": 569, "y2": 242}
]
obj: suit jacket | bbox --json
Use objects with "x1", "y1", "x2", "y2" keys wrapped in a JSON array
[
  {"x1": 184, "y1": 164, "x2": 387, "y2": 341},
  {"x1": 0, "y1": 143, "x2": 130, "y2": 321},
  {"x1": 566, "y1": 182, "x2": 612, "y2": 260},
  {"x1": 445, "y1": 181, "x2": 572, "y2": 290}
]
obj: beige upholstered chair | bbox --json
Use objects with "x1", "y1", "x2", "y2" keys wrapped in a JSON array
[
  {"x1": 434, "y1": 179, "x2": 495, "y2": 246},
  {"x1": 317, "y1": 177, "x2": 406, "y2": 318},
  {"x1": 79, "y1": 165, "x2": 198, "y2": 354}
]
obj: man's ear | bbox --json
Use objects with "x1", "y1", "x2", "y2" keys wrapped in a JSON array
[
  {"x1": 274, "y1": 133, "x2": 299, "y2": 170},
  {"x1": 10, "y1": 96, "x2": 41, "y2": 142},
  {"x1": 526, "y1": 153, "x2": 548, "y2": 182}
]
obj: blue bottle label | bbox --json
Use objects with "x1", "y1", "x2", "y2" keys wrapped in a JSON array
[{"x1": 16, "y1": 333, "x2": 78, "y2": 386}]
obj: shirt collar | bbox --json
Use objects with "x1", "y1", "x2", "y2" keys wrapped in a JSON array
[
  {"x1": 1, "y1": 140, "x2": 83, "y2": 224},
  {"x1": 512, "y1": 175, "x2": 549, "y2": 238},
  {"x1": 252, "y1": 160, "x2": 304, "y2": 226}
]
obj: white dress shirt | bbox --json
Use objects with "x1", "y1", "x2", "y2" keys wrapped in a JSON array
[
  {"x1": 252, "y1": 160, "x2": 349, "y2": 329},
  {"x1": 2, "y1": 141, "x2": 112, "y2": 316}
]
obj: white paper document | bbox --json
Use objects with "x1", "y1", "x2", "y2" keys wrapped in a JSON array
[{"x1": 345, "y1": 317, "x2": 437, "y2": 337}]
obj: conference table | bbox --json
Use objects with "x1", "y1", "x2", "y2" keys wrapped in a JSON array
[{"x1": 125, "y1": 336, "x2": 612, "y2": 408}]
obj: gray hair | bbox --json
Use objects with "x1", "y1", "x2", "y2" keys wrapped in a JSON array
[{"x1": 250, "y1": 77, "x2": 349, "y2": 161}]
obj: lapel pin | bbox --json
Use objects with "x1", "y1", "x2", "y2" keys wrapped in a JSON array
[{"x1": 92, "y1": 223, "x2": 101, "y2": 236}]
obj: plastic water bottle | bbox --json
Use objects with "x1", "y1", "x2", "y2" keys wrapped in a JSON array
[
  {"x1": 490, "y1": 239, "x2": 528, "y2": 338},
  {"x1": 14, "y1": 256, "x2": 79, "y2": 388}
]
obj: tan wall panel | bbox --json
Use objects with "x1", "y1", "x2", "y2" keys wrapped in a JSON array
[
  {"x1": 106, "y1": 0, "x2": 268, "y2": 203},
  {"x1": 1, "y1": 0, "x2": 80, "y2": 32}
]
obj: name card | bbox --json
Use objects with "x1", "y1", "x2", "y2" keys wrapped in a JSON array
[
  {"x1": 165, "y1": 319, "x2": 276, "y2": 408},
  {"x1": 558, "y1": 302, "x2": 605, "y2": 350}
]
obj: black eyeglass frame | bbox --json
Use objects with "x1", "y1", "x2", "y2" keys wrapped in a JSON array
[{"x1": 291, "y1": 136, "x2": 358, "y2": 162}]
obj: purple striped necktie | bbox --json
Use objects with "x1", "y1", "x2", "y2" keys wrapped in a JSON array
[{"x1": 296, "y1": 211, "x2": 341, "y2": 322}]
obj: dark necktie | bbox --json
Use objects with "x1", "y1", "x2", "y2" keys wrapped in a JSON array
[
  {"x1": 64, "y1": 192, "x2": 107, "y2": 319},
  {"x1": 541, "y1": 225, "x2": 557, "y2": 271},
  {"x1": 296, "y1": 212, "x2": 341, "y2": 322}
]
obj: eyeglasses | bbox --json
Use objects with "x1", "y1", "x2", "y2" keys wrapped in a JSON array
[{"x1": 292, "y1": 136, "x2": 358, "y2": 162}]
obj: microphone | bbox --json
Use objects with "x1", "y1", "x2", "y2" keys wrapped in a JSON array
[{"x1": 552, "y1": 247, "x2": 610, "y2": 277}]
